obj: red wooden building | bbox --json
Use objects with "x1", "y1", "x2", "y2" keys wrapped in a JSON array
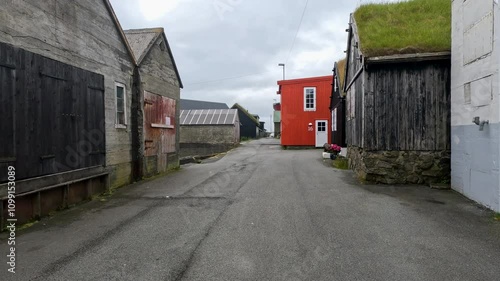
[{"x1": 277, "y1": 75, "x2": 333, "y2": 147}]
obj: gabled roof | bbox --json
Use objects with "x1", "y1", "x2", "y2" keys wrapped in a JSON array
[
  {"x1": 180, "y1": 109, "x2": 238, "y2": 125},
  {"x1": 231, "y1": 103, "x2": 260, "y2": 126},
  {"x1": 102, "y1": 0, "x2": 137, "y2": 66},
  {"x1": 124, "y1": 28, "x2": 183, "y2": 88},
  {"x1": 334, "y1": 59, "x2": 346, "y2": 95},
  {"x1": 180, "y1": 99, "x2": 229, "y2": 110}
]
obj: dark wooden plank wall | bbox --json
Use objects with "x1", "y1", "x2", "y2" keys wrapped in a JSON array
[
  {"x1": 0, "y1": 42, "x2": 105, "y2": 182},
  {"x1": 363, "y1": 61, "x2": 450, "y2": 151},
  {"x1": 345, "y1": 20, "x2": 364, "y2": 148}
]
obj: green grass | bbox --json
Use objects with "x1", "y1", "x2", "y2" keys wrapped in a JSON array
[
  {"x1": 333, "y1": 157, "x2": 349, "y2": 170},
  {"x1": 354, "y1": 0, "x2": 451, "y2": 57},
  {"x1": 336, "y1": 58, "x2": 346, "y2": 93},
  {"x1": 495, "y1": 213, "x2": 500, "y2": 222}
]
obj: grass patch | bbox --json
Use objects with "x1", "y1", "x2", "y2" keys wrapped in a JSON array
[
  {"x1": 354, "y1": 0, "x2": 451, "y2": 57},
  {"x1": 240, "y1": 137, "x2": 252, "y2": 142},
  {"x1": 336, "y1": 58, "x2": 346, "y2": 92},
  {"x1": 495, "y1": 213, "x2": 500, "y2": 222},
  {"x1": 333, "y1": 157, "x2": 349, "y2": 170}
]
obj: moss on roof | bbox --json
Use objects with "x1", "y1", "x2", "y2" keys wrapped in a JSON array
[
  {"x1": 336, "y1": 58, "x2": 346, "y2": 92},
  {"x1": 353, "y1": 0, "x2": 451, "y2": 57},
  {"x1": 231, "y1": 103, "x2": 260, "y2": 125}
]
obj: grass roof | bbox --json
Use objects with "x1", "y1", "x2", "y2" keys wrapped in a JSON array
[
  {"x1": 336, "y1": 58, "x2": 346, "y2": 92},
  {"x1": 353, "y1": 0, "x2": 451, "y2": 57}
]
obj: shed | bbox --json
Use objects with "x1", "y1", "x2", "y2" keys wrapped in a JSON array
[
  {"x1": 179, "y1": 109, "x2": 240, "y2": 158},
  {"x1": 344, "y1": 0, "x2": 451, "y2": 184},
  {"x1": 231, "y1": 103, "x2": 262, "y2": 139},
  {"x1": 0, "y1": 0, "x2": 136, "y2": 226},
  {"x1": 451, "y1": 0, "x2": 500, "y2": 212},
  {"x1": 330, "y1": 59, "x2": 347, "y2": 147},
  {"x1": 124, "y1": 28, "x2": 183, "y2": 178},
  {"x1": 277, "y1": 75, "x2": 333, "y2": 147}
]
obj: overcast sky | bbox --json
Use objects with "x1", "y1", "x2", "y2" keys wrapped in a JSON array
[{"x1": 110, "y1": 0, "x2": 390, "y2": 131}]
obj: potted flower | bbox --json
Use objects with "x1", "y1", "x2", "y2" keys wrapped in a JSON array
[{"x1": 325, "y1": 144, "x2": 342, "y2": 160}]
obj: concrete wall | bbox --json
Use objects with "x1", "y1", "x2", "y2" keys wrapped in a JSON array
[
  {"x1": 0, "y1": 0, "x2": 135, "y2": 188},
  {"x1": 451, "y1": 0, "x2": 500, "y2": 211},
  {"x1": 139, "y1": 35, "x2": 181, "y2": 174},
  {"x1": 180, "y1": 125, "x2": 239, "y2": 158}
]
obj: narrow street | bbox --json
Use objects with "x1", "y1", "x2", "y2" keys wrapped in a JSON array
[{"x1": 2, "y1": 138, "x2": 500, "y2": 281}]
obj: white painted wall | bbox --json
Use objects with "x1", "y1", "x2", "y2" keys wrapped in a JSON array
[{"x1": 451, "y1": 0, "x2": 500, "y2": 212}]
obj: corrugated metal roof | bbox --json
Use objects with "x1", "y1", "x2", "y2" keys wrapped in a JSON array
[{"x1": 180, "y1": 109, "x2": 238, "y2": 125}]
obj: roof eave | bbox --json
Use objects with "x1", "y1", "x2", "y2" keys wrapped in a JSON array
[{"x1": 365, "y1": 51, "x2": 451, "y2": 65}]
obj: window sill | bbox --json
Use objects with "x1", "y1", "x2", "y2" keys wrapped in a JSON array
[
  {"x1": 115, "y1": 124, "x2": 127, "y2": 129},
  {"x1": 304, "y1": 109, "x2": 316, "y2": 112},
  {"x1": 151, "y1": 123, "x2": 174, "y2": 129}
]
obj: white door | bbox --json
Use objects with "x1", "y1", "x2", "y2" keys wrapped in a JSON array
[{"x1": 315, "y1": 120, "x2": 328, "y2": 147}]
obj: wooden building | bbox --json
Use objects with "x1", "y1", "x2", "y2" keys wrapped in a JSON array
[
  {"x1": 277, "y1": 76, "x2": 333, "y2": 147},
  {"x1": 124, "y1": 28, "x2": 183, "y2": 179},
  {"x1": 330, "y1": 59, "x2": 347, "y2": 147},
  {"x1": 0, "y1": 0, "x2": 136, "y2": 225},
  {"x1": 179, "y1": 109, "x2": 240, "y2": 158},
  {"x1": 344, "y1": 4, "x2": 451, "y2": 184},
  {"x1": 231, "y1": 103, "x2": 262, "y2": 139}
]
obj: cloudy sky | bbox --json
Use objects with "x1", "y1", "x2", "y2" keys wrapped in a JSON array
[{"x1": 110, "y1": 0, "x2": 389, "y2": 131}]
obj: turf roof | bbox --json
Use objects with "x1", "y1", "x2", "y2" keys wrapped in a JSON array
[
  {"x1": 336, "y1": 58, "x2": 347, "y2": 93},
  {"x1": 353, "y1": 0, "x2": 451, "y2": 57}
]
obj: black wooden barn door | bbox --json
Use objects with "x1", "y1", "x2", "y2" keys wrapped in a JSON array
[{"x1": 0, "y1": 42, "x2": 105, "y2": 183}]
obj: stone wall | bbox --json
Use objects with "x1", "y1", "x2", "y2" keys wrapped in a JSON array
[{"x1": 348, "y1": 147, "x2": 450, "y2": 184}]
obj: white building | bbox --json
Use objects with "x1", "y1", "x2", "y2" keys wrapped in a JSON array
[{"x1": 451, "y1": 0, "x2": 500, "y2": 212}]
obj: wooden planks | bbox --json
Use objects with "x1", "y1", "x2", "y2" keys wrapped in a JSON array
[
  {"x1": 0, "y1": 42, "x2": 105, "y2": 183},
  {"x1": 360, "y1": 61, "x2": 451, "y2": 151}
]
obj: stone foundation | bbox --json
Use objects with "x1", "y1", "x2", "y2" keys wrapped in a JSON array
[{"x1": 348, "y1": 147, "x2": 450, "y2": 184}]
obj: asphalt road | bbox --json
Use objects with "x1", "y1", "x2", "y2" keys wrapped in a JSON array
[{"x1": 2, "y1": 138, "x2": 500, "y2": 281}]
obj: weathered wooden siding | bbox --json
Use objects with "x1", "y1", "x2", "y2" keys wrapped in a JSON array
[
  {"x1": 139, "y1": 36, "x2": 181, "y2": 173},
  {"x1": 363, "y1": 61, "x2": 451, "y2": 151},
  {"x1": 345, "y1": 18, "x2": 364, "y2": 148},
  {"x1": 0, "y1": 0, "x2": 135, "y2": 187},
  {"x1": 0, "y1": 42, "x2": 105, "y2": 182}
]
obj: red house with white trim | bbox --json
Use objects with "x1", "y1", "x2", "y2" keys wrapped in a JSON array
[{"x1": 277, "y1": 75, "x2": 333, "y2": 147}]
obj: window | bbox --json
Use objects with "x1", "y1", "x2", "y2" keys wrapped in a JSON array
[
  {"x1": 332, "y1": 108, "x2": 337, "y2": 131},
  {"x1": 304, "y1": 87, "x2": 316, "y2": 111},
  {"x1": 115, "y1": 82, "x2": 126, "y2": 127},
  {"x1": 317, "y1": 121, "x2": 326, "y2": 132}
]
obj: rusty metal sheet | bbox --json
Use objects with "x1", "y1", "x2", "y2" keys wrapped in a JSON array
[{"x1": 144, "y1": 91, "x2": 176, "y2": 160}]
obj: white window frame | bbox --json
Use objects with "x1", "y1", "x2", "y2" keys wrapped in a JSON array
[
  {"x1": 115, "y1": 82, "x2": 127, "y2": 129},
  {"x1": 304, "y1": 87, "x2": 316, "y2": 111}
]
